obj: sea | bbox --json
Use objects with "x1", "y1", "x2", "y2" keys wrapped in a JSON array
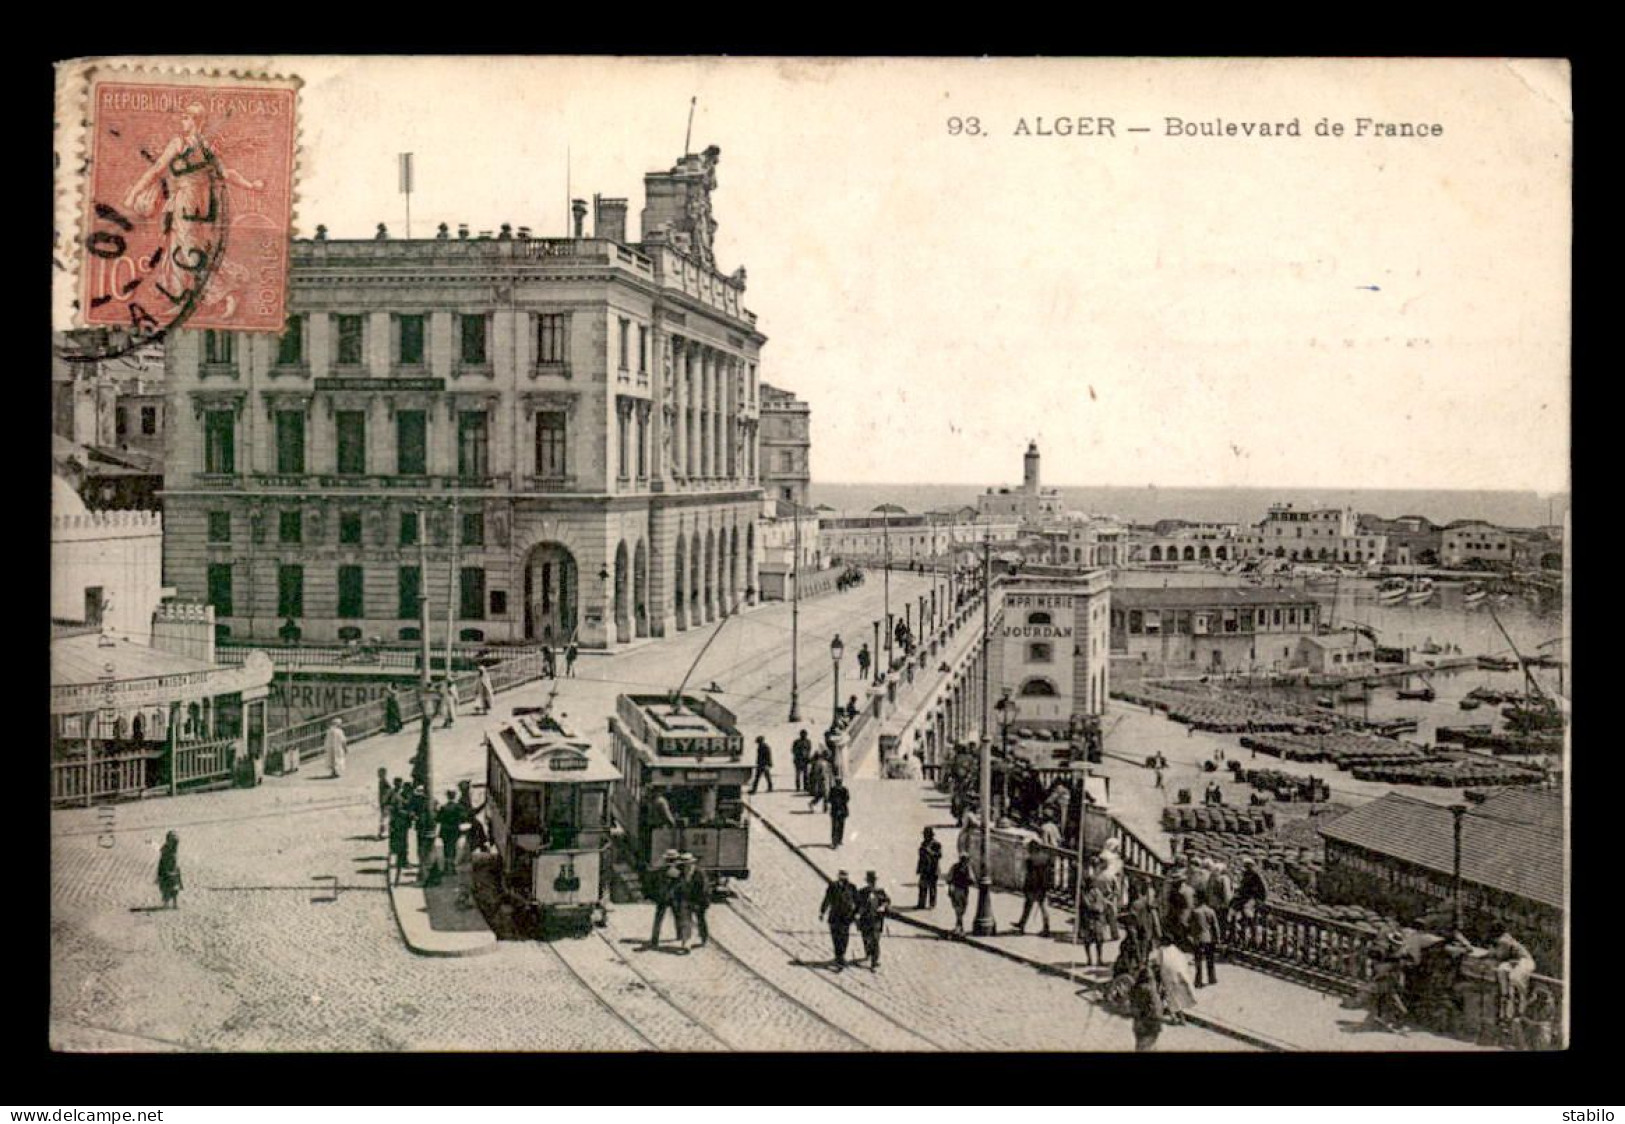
[{"x1": 808, "y1": 484, "x2": 1570, "y2": 531}]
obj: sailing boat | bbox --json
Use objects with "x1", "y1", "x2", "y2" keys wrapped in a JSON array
[
  {"x1": 1376, "y1": 576, "x2": 1408, "y2": 604},
  {"x1": 1461, "y1": 581, "x2": 1488, "y2": 607},
  {"x1": 1405, "y1": 574, "x2": 1436, "y2": 604}
]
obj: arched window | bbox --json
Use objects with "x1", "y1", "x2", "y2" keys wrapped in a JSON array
[
  {"x1": 1019, "y1": 677, "x2": 1058, "y2": 697},
  {"x1": 1150, "y1": 546, "x2": 1163, "y2": 562},
  {"x1": 1027, "y1": 611, "x2": 1052, "y2": 626},
  {"x1": 1028, "y1": 641, "x2": 1053, "y2": 663}
]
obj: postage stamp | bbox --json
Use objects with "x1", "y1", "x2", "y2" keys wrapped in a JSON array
[{"x1": 73, "y1": 68, "x2": 299, "y2": 349}]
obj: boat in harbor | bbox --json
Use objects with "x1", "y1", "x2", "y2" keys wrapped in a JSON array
[
  {"x1": 1477, "y1": 655, "x2": 1519, "y2": 672},
  {"x1": 1436, "y1": 724, "x2": 1492, "y2": 745},
  {"x1": 1458, "y1": 697, "x2": 1482, "y2": 711},
  {"x1": 1376, "y1": 577, "x2": 1409, "y2": 604},
  {"x1": 1372, "y1": 717, "x2": 1419, "y2": 736},
  {"x1": 1405, "y1": 577, "x2": 1436, "y2": 604},
  {"x1": 1462, "y1": 581, "x2": 1488, "y2": 606},
  {"x1": 1396, "y1": 685, "x2": 1436, "y2": 701}
]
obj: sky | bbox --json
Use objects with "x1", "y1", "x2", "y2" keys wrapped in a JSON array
[{"x1": 56, "y1": 57, "x2": 1572, "y2": 493}]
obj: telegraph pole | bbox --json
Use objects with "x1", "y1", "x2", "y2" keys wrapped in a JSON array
[
  {"x1": 883, "y1": 509, "x2": 892, "y2": 675},
  {"x1": 973, "y1": 521, "x2": 997, "y2": 935},
  {"x1": 788, "y1": 507, "x2": 801, "y2": 722},
  {"x1": 444, "y1": 497, "x2": 459, "y2": 693}
]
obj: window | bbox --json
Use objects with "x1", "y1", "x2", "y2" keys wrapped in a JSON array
[
  {"x1": 1273, "y1": 608, "x2": 1282, "y2": 627},
  {"x1": 336, "y1": 315, "x2": 364, "y2": 366},
  {"x1": 457, "y1": 412, "x2": 488, "y2": 478},
  {"x1": 537, "y1": 313, "x2": 567, "y2": 364},
  {"x1": 140, "y1": 406, "x2": 157, "y2": 435},
  {"x1": 277, "y1": 315, "x2": 304, "y2": 365},
  {"x1": 277, "y1": 564, "x2": 304, "y2": 617},
  {"x1": 617, "y1": 408, "x2": 630, "y2": 478},
  {"x1": 398, "y1": 566, "x2": 421, "y2": 619},
  {"x1": 207, "y1": 563, "x2": 233, "y2": 616},
  {"x1": 460, "y1": 567, "x2": 486, "y2": 620},
  {"x1": 397, "y1": 314, "x2": 425, "y2": 366},
  {"x1": 1028, "y1": 641, "x2": 1054, "y2": 663},
  {"x1": 535, "y1": 411, "x2": 567, "y2": 477},
  {"x1": 1027, "y1": 611, "x2": 1052, "y2": 626},
  {"x1": 396, "y1": 410, "x2": 427, "y2": 476},
  {"x1": 335, "y1": 411, "x2": 367, "y2": 475},
  {"x1": 400, "y1": 511, "x2": 419, "y2": 545},
  {"x1": 207, "y1": 511, "x2": 231, "y2": 543},
  {"x1": 636, "y1": 410, "x2": 647, "y2": 477},
  {"x1": 339, "y1": 511, "x2": 363, "y2": 545},
  {"x1": 337, "y1": 565, "x2": 364, "y2": 619},
  {"x1": 638, "y1": 326, "x2": 648, "y2": 373},
  {"x1": 617, "y1": 318, "x2": 630, "y2": 370},
  {"x1": 274, "y1": 410, "x2": 305, "y2": 474},
  {"x1": 279, "y1": 510, "x2": 302, "y2": 544},
  {"x1": 459, "y1": 314, "x2": 488, "y2": 365},
  {"x1": 490, "y1": 590, "x2": 508, "y2": 616},
  {"x1": 461, "y1": 512, "x2": 484, "y2": 547},
  {"x1": 203, "y1": 330, "x2": 235, "y2": 365},
  {"x1": 204, "y1": 410, "x2": 235, "y2": 474},
  {"x1": 115, "y1": 407, "x2": 128, "y2": 438}
]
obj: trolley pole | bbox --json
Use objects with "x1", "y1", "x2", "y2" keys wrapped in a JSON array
[
  {"x1": 973, "y1": 523, "x2": 997, "y2": 936},
  {"x1": 445, "y1": 496, "x2": 459, "y2": 698},
  {"x1": 788, "y1": 508, "x2": 801, "y2": 722},
  {"x1": 416, "y1": 508, "x2": 436, "y2": 875}
]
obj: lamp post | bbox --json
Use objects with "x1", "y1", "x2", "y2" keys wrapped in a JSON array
[
  {"x1": 830, "y1": 633, "x2": 845, "y2": 724},
  {"x1": 1450, "y1": 803, "x2": 1467, "y2": 932},
  {"x1": 872, "y1": 619, "x2": 882, "y2": 684},
  {"x1": 789, "y1": 510, "x2": 802, "y2": 722},
  {"x1": 972, "y1": 521, "x2": 997, "y2": 936}
]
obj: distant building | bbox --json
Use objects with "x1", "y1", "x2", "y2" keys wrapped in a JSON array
[
  {"x1": 1294, "y1": 631, "x2": 1377, "y2": 677},
  {"x1": 1110, "y1": 585, "x2": 1321, "y2": 672},
  {"x1": 51, "y1": 476, "x2": 166, "y2": 643},
  {"x1": 52, "y1": 332, "x2": 166, "y2": 511},
  {"x1": 989, "y1": 565, "x2": 1113, "y2": 725},
  {"x1": 976, "y1": 442, "x2": 1065, "y2": 526},
  {"x1": 1235, "y1": 504, "x2": 1387, "y2": 564},
  {"x1": 1358, "y1": 513, "x2": 1440, "y2": 566},
  {"x1": 755, "y1": 498, "x2": 826, "y2": 601},
  {"x1": 818, "y1": 508, "x2": 1019, "y2": 564},
  {"x1": 1441, "y1": 521, "x2": 1519, "y2": 568},
  {"x1": 758, "y1": 383, "x2": 810, "y2": 506},
  {"x1": 1318, "y1": 788, "x2": 1564, "y2": 973}
]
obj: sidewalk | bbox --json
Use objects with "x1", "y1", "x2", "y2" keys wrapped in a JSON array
[{"x1": 744, "y1": 776, "x2": 1491, "y2": 1052}]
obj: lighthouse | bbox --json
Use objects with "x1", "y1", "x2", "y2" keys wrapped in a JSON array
[{"x1": 1024, "y1": 440, "x2": 1041, "y2": 495}]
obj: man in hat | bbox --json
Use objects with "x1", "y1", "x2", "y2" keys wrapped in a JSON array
[
  {"x1": 751, "y1": 735, "x2": 774, "y2": 794},
  {"x1": 387, "y1": 783, "x2": 414, "y2": 883},
  {"x1": 565, "y1": 641, "x2": 579, "y2": 677},
  {"x1": 647, "y1": 850, "x2": 687, "y2": 949},
  {"x1": 915, "y1": 827, "x2": 942, "y2": 910},
  {"x1": 826, "y1": 776, "x2": 851, "y2": 849},
  {"x1": 439, "y1": 677, "x2": 459, "y2": 728},
  {"x1": 412, "y1": 785, "x2": 437, "y2": 879},
  {"x1": 791, "y1": 729, "x2": 813, "y2": 792},
  {"x1": 1232, "y1": 856, "x2": 1268, "y2": 943},
  {"x1": 437, "y1": 790, "x2": 466, "y2": 871},
  {"x1": 1190, "y1": 896, "x2": 1221, "y2": 987},
  {"x1": 324, "y1": 718, "x2": 348, "y2": 778},
  {"x1": 819, "y1": 869, "x2": 859, "y2": 969},
  {"x1": 682, "y1": 853, "x2": 712, "y2": 948},
  {"x1": 476, "y1": 665, "x2": 496, "y2": 714},
  {"x1": 855, "y1": 871, "x2": 891, "y2": 971},
  {"x1": 1012, "y1": 839, "x2": 1053, "y2": 936},
  {"x1": 1204, "y1": 858, "x2": 1234, "y2": 944},
  {"x1": 945, "y1": 851, "x2": 974, "y2": 934}
]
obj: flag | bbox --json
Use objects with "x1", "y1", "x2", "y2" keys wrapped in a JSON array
[{"x1": 399, "y1": 153, "x2": 414, "y2": 195}]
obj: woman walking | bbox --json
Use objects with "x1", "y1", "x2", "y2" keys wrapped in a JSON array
[{"x1": 156, "y1": 831, "x2": 183, "y2": 909}]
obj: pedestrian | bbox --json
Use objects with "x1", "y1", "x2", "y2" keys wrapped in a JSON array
[
  {"x1": 1205, "y1": 858, "x2": 1234, "y2": 943},
  {"x1": 1232, "y1": 856, "x2": 1268, "y2": 941},
  {"x1": 791, "y1": 729, "x2": 812, "y2": 792},
  {"x1": 915, "y1": 827, "x2": 942, "y2": 910},
  {"x1": 1156, "y1": 937, "x2": 1199, "y2": 1023},
  {"x1": 946, "y1": 852, "x2": 974, "y2": 934},
  {"x1": 684, "y1": 854, "x2": 712, "y2": 948},
  {"x1": 819, "y1": 869, "x2": 859, "y2": 969},
  {"x1": 437, "y1": 790, "x2": 465, "y2": 871},
  {"x1": 324, "y1": 717, "x2": 348, "y2": 778},
  {"x1": 750, "y1": 735, "x2": 774, "y2": 794},
  {"x1": 844, "y1": 696, "x2": 859, "y2": 721},
  {"x1": 565, "y1": 641, "x2": 578, "y2": 677},
  {"x1": 1154, "y1": 765, "x2": 1166, "y2": 793},
  {"x1": 855, "y1": 871, "x2": 891, "y2": 971},
  {"x1": 439, "y1": 677, "x2": 459, "y2": 728},
  {"x1": 1078, "y1": 874, "x2": 1110, "y2": 967},
  {"x1": 155, "y1": 831, "x2": 183, "y2": 909},
  {"x1": 388, "y1": 790, "x2": 414, "y2": 883},
  {"x1": 457, "y1": 779, "x2": 489, "y2": 854},
  {"x1": 647, "y1": 850, "x2": 686, "y2": 949},
  {"x1": 1127, "y1": 878, "x2": 1163, "y2": 948},
  {"x1": 1190, "y1": 899, "x2": 1220, "y2": 987},
  {"x1": 384, "y1": 688, "x2": 404, "y2": 734},
  {"x1": 477, "y1": 665, "x2": 496, "y2": 714},
  {"x1": 807, "y1": 749, "x2": 831, "y2": 812},
  {"x1": 826, "y1": 776, "x2": 851, "y2": 849},
  {"x1": 1491, "y1": 931, "x2": 1537, "y2": 1023},
  {"x1": 376, "y1": 768, "x2": 392, "y2": 839},
  {"x1": 1163, "y1": 868, "x2": 1197, "y2": 951},
  {"x1": 857, "y1": 644, "x2": 870, "y2": 680},
  {"x1": 1012, "y1": 839, "x2": 1053, "y2": 936},
  {"x1": 1130, "y1": 960, "x2": 1165, "y2": 1051},
  {"x1": 542, "y1": 643, "x2": 556, "y2": 679}
]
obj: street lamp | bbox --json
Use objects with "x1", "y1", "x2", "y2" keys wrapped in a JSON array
[
  {"x1": 872, "y1": 619, "x2": 882, "y2": 684},
  {"x1": 830, "y1": 633, "x2": 845, "y2": 724}
]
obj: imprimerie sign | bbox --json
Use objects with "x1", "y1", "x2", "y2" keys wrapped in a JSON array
[
  {"x1": 315, "y1": 377, "x2": 445, "y2": 392},
  {"x1": 1004, "y1": 592, "x2": 1074, "y2": 638}
]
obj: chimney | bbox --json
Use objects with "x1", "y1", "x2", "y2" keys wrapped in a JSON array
[
  {"x1": 594, "y1": 194, "x2": 629, "y2": 245},
  {"x1": 571, "y1": 199, "x2": 588, "y2": 239}
]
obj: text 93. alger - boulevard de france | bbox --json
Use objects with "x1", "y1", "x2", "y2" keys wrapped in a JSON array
[{"x1": 946, "y1": 116, "x2": 1445, "y2": 138}]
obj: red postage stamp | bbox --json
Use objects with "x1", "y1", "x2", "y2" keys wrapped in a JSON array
[{"x1": 76, "y1": 69, "x2": 299, "y2": 343}]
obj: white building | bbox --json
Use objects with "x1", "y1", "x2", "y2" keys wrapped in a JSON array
[{"x1": 51, "y1": 476, "x2": 166, "y2": 643}]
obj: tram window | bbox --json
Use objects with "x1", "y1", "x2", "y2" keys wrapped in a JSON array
[
  {"x1": 512, "y1": 789, "x2": 543, "y2": 833},
  {"x1": 579, "y1": 789, "x2": 606, "y2": 828}
]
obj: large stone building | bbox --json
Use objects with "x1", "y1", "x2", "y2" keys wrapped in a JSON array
[
  {"x1": 162, "y1": 146, "x2": 770, "y2": 649},
  {"x1": 976, "y1": 441, "x2": 1065, "y2": 526},
  {"x1": 1235, "y1": 504, "x2": 1387, "y2": 564},
  {"x1": 988, "y1": 566, "x2": 1113, "y2": 724},
  {"x1": 1110, "y1": 584, "x2": 1321, "y2": 673},
  {"x1": 51, "y1": 476, "x2": 166, "y2": 642},
  {"x1": 818, "y1": 509, "x2": 1019, "y2": 565},
  {"x1": 758, "y1": 383, "x2": 810, "y2": 506}
]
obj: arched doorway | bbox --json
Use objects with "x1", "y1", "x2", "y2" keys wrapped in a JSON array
[
  {"x1": 745, "y1": 522, "x2": 756, "y2": 604},
  {"x1": 704, "y1": 528, "x2": 717, "y2": 622},
  {"x1": 690, "y1": 531, "x2": 703, "y2": 625},
  {"x1": 673, "y1": 534, "x2": 688, "y2": 631},
  {"x1": 1199, "y1": 545, "x2": 1211, "y2": 561},
  {"x1": 1019, "y1": 677, "x2": 1058, "y2": 697},
  {"x1": 613, "y1": 540, "x2": 631, "y2": 644},
  {"x1": 634, "y1": 539, "x2": 649, "y2": 637},
  {"x1": 728, "y1": 525, "x2": 740, "y2": 610},
  {"x1": 1216, "y1": 545, "x2": 1228, "y2": 561},
  {"x1": 1150, "y1": 545, "x2": 1162, "y2": 562},
  {"x1": 1182, "y1": 545, "x2": 1195, "y2": 562},
  {"x1": 524, "y1": 542, "x2": 578, "y2": 643}
]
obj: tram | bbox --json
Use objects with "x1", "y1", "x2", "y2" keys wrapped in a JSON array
[
  {"x1": 484, "y1": 710, "x2": 622, "y2": 935},
  {"x1": 607, "y1": 693, "x2": 751, "y2": 884}
]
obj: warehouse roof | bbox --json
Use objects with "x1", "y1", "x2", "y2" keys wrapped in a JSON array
[
  {"x1": 1113, "y1": 586, "x2": 1318, "y2": 609},
  {"x1": 1318, "y1": 791, "x2": 1564, "y2": 910}
]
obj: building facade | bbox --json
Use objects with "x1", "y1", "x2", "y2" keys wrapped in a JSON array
[
  {"x1": 976, "y1": 441, "x2": 1065, "y2": 526},
  {"x1": 988, "y1": 566, "x2": 1112, "y2": 724},
  {"x1": 1441, "y1": 521, "x2": 1518, "y2": 568},
  {"x1": 757, "y1": 383, "x2": 810, "y2": 506},
  {"x1": 1234, "y1": 504, "x2": 1388, "y2": 564},
  {"x1": 163, "y1": 147, "x2": 769, "y2": 649},
  {"x1": 51, "y1": 476, "x2": 166, "y2": 642},
  {"x1": 1110, "y1": 585, "x2": 1321, "y2": 672},
  {"x1": 818, "y1": 509, "x2": 1020, "y2": 564}
]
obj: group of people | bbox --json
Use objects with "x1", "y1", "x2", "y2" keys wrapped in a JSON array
[
  {"x1": 792, "y1": 728, "x2": 853, "y2": 849},
  {"x1": 646, "y1": 849, "x2": 713, "y2": 953},
  {"x1": 381, "y1": 772, "x2": 486, "y2": 885},
  {"x1": 834, "y1": 567, "x2": 866, "y2": 593},
  {"x1": 818, "y1": 869, "x2": 890, "y2": 970}
]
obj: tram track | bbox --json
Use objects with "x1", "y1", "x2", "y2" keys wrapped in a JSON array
[{"x1": 539, "y1": 934, "x2": 672, "y2": 1052}]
